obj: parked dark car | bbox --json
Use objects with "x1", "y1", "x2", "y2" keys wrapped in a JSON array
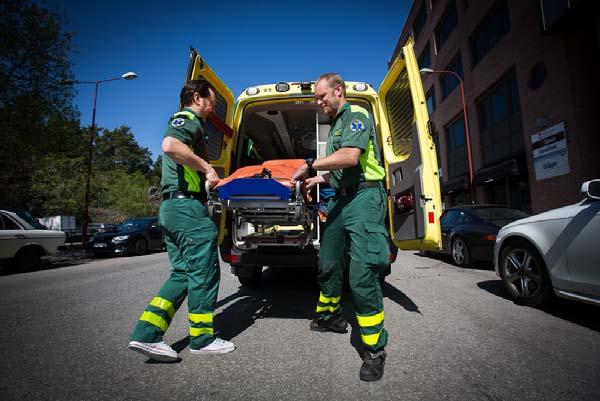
[
  {"x1": 432, "y1": 205, "x2": 529, "y2": 267},
  {"x1": 89, "y1": 217, "x2": 164, "y2": 257}
]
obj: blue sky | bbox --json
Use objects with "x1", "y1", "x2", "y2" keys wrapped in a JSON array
[{"x1": 49, "y1": 0, "x2": 411, "y2": 160}]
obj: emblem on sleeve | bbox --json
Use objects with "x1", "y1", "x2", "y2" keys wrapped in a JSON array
[
  {"x1": 171, "y1": 118, "x2": 185, "y2": 127},
  {"x1": 350, "y1": 120, "x2": 365, "y2": 132}
]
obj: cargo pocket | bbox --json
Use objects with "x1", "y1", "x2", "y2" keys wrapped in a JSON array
[{"x1": 365, "y1": 222, "x2": 391, "y2": 269}]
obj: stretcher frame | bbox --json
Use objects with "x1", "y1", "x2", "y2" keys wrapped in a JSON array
[{"x1": 206, "y1": 181, "x2": 319, "y2": 250}]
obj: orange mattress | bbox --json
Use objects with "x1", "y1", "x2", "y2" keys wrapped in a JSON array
[{"x1": 216, "y1": 159, "x2": 305, "y2": 189}]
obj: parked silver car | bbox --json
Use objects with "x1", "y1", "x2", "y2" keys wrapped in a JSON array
[
  {"x1": 0, "y1": 210, "x2": 66, "y2": 271},
  {"x1": 494, "y1": 179, "x2": 600, "y2": 307}
]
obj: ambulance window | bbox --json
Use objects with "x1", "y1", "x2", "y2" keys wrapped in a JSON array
[
  {"x1": 382, "y1": 68, "x2": 414, "y2": 157},
  {"x1": 202, "y1": 90, "x2": 227, "y2": 161}
]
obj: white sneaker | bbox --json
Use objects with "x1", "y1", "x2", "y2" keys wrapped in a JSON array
[
  {"x1": 128, "y1": 340, "x2": 178, "y2": 361},
  {"x1": 190, "y1": 338, "x2": 235, "y2": 354}
]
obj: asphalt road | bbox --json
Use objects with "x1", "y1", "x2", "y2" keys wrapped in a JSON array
[{"x1": 0, "y1": 250, "x2": 599, "y2": 401}]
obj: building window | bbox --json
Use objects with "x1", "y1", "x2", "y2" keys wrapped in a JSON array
[
  {"x1": 445, "y1": 116, "x2": 468, "y2": 178},
  {"x1": 540, "y1": 0, "x2": 578, "y2": 31},
  {"x1": 435, "y1": 0, "x2": 458, "y2": 50},
  {"x1": 476, "y1": 71, "x2": 524, "y2": 165},
  {"x1": 433, "y1": 132, "x2": 442, "y2": 178},
  {"x1": 413, "y1": 3, "x2": 427, "y2": 39},
  {"x1": 426, "y1": 87, "x2": 436, "y2": 114},
  {"x1": 419, "y1": 42, "x2": 431, "y2": 69},
  {"x1": 441, "y1": 54, "x2": 463, "y2": 99},
  {"x1": 470, "y1": 1, "x2": 511, "y2": 66}
]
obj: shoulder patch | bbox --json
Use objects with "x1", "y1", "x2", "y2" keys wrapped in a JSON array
[
  {"x1": 350, "y1": 120, "x2": 365, "y2": 132},
  {"x1": 171, "y1": 118, "x2": 186, "y2": 128}
]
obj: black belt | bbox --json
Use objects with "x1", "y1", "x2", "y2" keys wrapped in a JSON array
[
  {"x1": 162, "y1": 191, "x2": 206, "y2": 202},
  {"x1": 336, "y1": 181, "x2": 381, "y2": 197}
]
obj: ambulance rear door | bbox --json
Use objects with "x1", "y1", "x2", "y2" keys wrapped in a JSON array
[
  {"x1": 184, "y1": 48, "x2": 235, "y2": 242},
  {"x1": 377, "y1": 39, "x2": 442, "y2": 251}
]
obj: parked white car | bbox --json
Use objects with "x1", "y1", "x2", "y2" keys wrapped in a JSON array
[
  {"x1": 494, "y1": 179, "x2": 600, "y2": 307},
  {"x1": 0, "y1": 210, "x2": 66, "y2": 271}
]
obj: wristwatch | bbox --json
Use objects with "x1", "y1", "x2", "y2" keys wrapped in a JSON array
[{"x1": 305, "y1": 158, "x2": 317, "y2": 178}]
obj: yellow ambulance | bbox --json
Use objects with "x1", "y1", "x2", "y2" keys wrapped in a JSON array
[{"x1": 184, "y1": 40, "x2": 442, "y2": 285}]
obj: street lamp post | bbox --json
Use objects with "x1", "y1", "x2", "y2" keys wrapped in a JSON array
[
  {"x1": 420, "y1": 68, "x2": 476, "y2": 204},
  {"x1": 75, "y1": 72, "x2": 137, "y2": 246}
]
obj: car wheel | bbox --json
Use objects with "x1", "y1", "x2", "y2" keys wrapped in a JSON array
[
  {"x1": 451, "y1": 237, "x2": 470, "y2": 267},
  {"x1": 499, "y1": 240, "x2": 553, "y2": 307},
  {"x1": 133, "y1": 238, "x2": 148, "y2": 256},
  {"x1": 15, "y1": 247, "x2": 43, "y2": 272},
  {"x1": 238, "y1": 265, "x2": 262, "y2": 286}
]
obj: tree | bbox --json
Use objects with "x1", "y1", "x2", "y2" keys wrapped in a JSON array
[
  {"x1": 29, "y1": 154, "x2": 86, "y2": 216},
  {"x1": 151, "y1": 155, "x2": 162, "y2": 186},
  {"x1": 94, "y1": 126, "x2": 153, "y2": 176},
  {"x1": 0, "y1": 0, "x2": 79, "y2": 210},
  {"x1": 104, "y1": 169, "x2": 155, "y2": 218}
]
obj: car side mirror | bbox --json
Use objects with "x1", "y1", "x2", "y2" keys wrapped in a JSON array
[{"x1": 581, "y1": 179, "x2": 600, "y2": 200}]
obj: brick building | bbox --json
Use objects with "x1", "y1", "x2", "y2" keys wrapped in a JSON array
[{"x1": 390, "y1": 0, "x2": 600, "y2": 213}]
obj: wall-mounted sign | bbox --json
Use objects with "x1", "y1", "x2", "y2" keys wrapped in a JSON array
[{"x1": 531, "y1": 121, "x2": 570, "y2": 181}]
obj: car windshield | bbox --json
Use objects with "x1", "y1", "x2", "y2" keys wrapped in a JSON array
[
  {"x1": 116, "y1": 219, "x2": 150, "y2": 232},
  {"x1": 470, "y1": 207, "x2": 529, "y2": 227},
  {"x1": 6, "y1": 208, "x2": 47, "y2": 230}
]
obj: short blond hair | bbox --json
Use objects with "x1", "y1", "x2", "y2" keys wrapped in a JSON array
[{"x1": 316, "y1": 73, "x2": 346, "y2": 97}]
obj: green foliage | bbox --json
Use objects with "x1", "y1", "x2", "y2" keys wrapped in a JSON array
[
  {"x1": 29, "y1": 154, "x2": 86, "y2": 216},
  {"x1": 0, "y1": 1, "x2": 159, "y2": 221},
  {"x1": 94, "y1": 126, "x2": 153, "y2": 176},
  {"x1": 151, "y1": 155, "x2": 163, "y2": 186},
  {"x1": 0, "y1": 0, "x2": 80, "y2": 209},
  {"x1": 103, "y1": 169, "x2": 156, "y2": 218}
]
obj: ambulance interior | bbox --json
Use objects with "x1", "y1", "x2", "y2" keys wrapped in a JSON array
[{"x1": 222, "y1": 100, "x2": 375, "y2": 250}]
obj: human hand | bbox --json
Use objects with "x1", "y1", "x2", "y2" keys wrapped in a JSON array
[
  {"x1": 205, "y1": 168, "x2": 221, "y2": 189},
  {"x1": 291, "y1": 164, "x2": 308, "y2": 183},
  {"x1": 304, "y1": 175, "x2": 325, "y2": 190}
]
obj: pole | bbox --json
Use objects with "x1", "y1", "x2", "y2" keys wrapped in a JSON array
[
  {"x1": 428, "y1": 69, "x2": 476, "y2": 203},
  {"x1": 72, "y1": 73, "x2": 136, "y2": 247},
  {"x1": 81, "y1": 81, "x2": 99, "y2": 246},
  {"x1": 456, "y1": 76, "x2": 475, "y2": 204}
]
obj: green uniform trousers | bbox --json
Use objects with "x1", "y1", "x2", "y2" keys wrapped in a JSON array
[
  {"x1": 130, "y1": 198, "x2": 220, "y2": 349},
  {"x1": 317, "y1": 185, "x2": 390, "y2": 351}
]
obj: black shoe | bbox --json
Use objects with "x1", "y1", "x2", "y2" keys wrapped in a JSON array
[
  {"x1": 309, "y1": 313, "x2": 348, "y2": 333},
  {"x1": 359, "y1": 349, "x2": 386, "y2": 382}
]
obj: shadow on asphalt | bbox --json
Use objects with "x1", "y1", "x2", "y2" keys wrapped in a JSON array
[
  {"x1": 381, "y1": 281, "x2": 422, "y2": 315},
  {"x1": 170, "y1": 266, "x2": 421, "y2": 357},
  {"x1": 0, "y1": 250, "x2": 169, "y2": 277},
  {"x1": 477, "y1": 279, "x2": 600, "y2": 333},
  {"x1": 145, "y1": 357, "x2": 183, "y2": 364},
  {"x1": 0, "y1": 255, "x2": 94, "y2": 276},
  {"x1": 413, "y1": 251, "x2": 495, "y2": 270}
]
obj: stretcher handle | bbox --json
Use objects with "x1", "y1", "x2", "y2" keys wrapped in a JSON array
[{"x1": 295, "y1": 180, "x2": 302, "y2": 203}]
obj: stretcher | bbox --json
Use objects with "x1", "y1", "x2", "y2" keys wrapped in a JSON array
[{"x1": 206, "y1": 160, "x2": 318, "y2": 250}]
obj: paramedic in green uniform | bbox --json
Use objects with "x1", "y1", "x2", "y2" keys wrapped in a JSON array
[
  {"x1": 128, "y1": 79, "x2": 235, "y2": 361},
  {"x1": 292, "y1": 73, "x2": 390, "y2": 381}
]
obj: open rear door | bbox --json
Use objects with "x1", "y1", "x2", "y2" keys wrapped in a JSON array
[
  {"x1": 377, "y1": 39, "x2": 442, "y2": 251},
  {"x1": 185, "y1": 48, "x2": 235, "y2": 175},
  {"x1": 184, "y1": 48, "x2": 235, "y2": 242}
]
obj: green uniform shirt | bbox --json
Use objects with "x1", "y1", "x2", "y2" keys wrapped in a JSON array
[
  {"x1": 326, "y1": 102, "x2": 385, "y2": 190},
  {"x1": 161, "y1": 108, "x2": 208, "y2": 195}
]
